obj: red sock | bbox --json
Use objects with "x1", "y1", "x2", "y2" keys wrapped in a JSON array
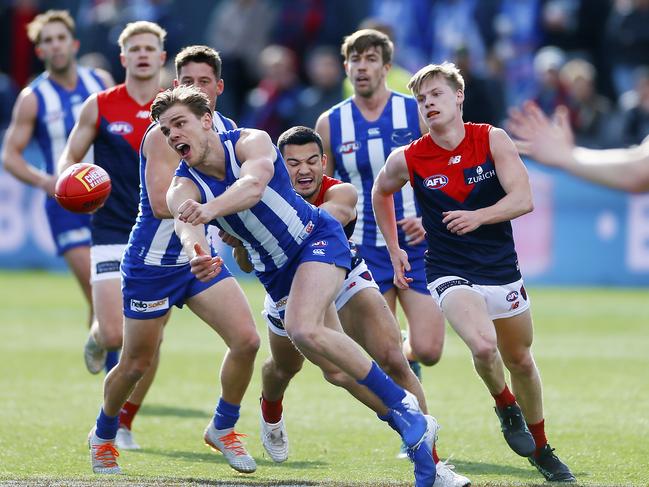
[
  {"x1": 260, "y1": 395, "x2": 283, "y2": 424},
  {"x1": 432, "y1": 446, "x2": 440, "y2": 464},
  {"x1": 527, "y1": 419, "x2": 547, "y2": 454},
  {"x1": 119, "y1": 401, "x2": 141, "y2": 430},
  {"x1": 492, "y1": 385, "x2": 517, "y2": 410}
]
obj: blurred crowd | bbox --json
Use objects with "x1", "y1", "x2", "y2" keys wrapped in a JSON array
[{"x1": 1, "y1": 0, "x2": 649, "y2": 149}]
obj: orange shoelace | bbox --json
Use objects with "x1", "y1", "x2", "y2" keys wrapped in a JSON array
[
  {"x1": 218, "y1": 431, "x2": 248, "y2": 456},
  {"x1": 93, "y1": 442, "x2": 120, "y2": 467}
]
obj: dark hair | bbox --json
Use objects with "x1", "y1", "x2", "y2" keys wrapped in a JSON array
[
  {"x1": 150, "y1": 85, "x2": 211, "y2": 122},
  {"x1": 277, "y1": 126, "x2": 324, "y2": 156},
  {"x1": 341, "y1": 28, "x2": 393, "y2": 65},
  {"x1": 175, "y1": 45, "x2": 222, "y2": 80}
]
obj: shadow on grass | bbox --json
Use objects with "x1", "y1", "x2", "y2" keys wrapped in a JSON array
[
  {"x1": 140, "y1": 447, "x2": 328, "y2": 470},
  {"x1": 449, "y1": 458, "x2": 538, "y2": 478},
  {"x1": 139, "y1": 404, "x2": 210, "y2": 419}
]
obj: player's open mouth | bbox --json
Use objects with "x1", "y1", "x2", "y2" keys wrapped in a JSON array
[
  {"x1": 296, "y1": 177, "x2": 313, "y2": 187},
  {"x1": 427, "y1": 110, "x2": 439, "y2": 118},
  {"x1": 137, "y1": 62, "x2": 150, "y2": 68},
  {"x1": 175, "y1": 143, "x2": 190, "y2": 157}
]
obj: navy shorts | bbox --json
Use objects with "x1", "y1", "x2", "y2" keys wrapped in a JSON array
[
  {"x1": 356, "y1": 241, "x2": 428, "y2": 295},
  {"x1": 258, "y1": 211, "x2": 351, "y2": 318},
  {"x1": 45, "y1": 197, "x2": 91, "y2": 255},
  {"x1": 121, "y1": 257, "x2": 232, "y2": 319}
]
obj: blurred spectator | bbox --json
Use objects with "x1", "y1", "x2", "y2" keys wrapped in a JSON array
[
  {"x1": 455, "y1": 45, "x2": 506, "y2": 126},
  {"x1": 532, "y1": 45, "x2": 571, "y2": 115},
  {"x1": 291, "y1": 46, "x2": 343, "y2": 128},
  {"x1": 559, "y1": 58, "x2": 614, "y2": 147},
  {"x1": 343, "y1": 18, "x2": 412, "y2": 97},
  {"x1": 619, "y1": 67, "x2": 649, "y2": 146},
  {"x1": 605, "y1": 0, "x2": 649, "y2": 98},
  {"x1": 242, "y1": 45, "x2": 303, "y2": 141},
  {"x1": 204, "y1": 0, "x2": 276, "y2": 121},
  {"x1": 2, "y1": 0, "x2": 39, "y2": 88},
  {"x1": 0, "y1": 71, "x2": 18, "y2": 132},
  {"x1": 269, "y1": 0, "x2": 325, "y2": 61},
  {"x1": 491, "y1": 0, "x2": 543, "y2": 106}
]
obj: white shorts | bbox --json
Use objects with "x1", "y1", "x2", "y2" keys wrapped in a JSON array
[
  {"x1": 427, "y1": 275, "x2": 531, "y2": 320},
  {"x1": 90, "y1": 244, "x2": 126, "y2": 283},
  {"x1": 263, "y1": 258, "x2": 379, "y2": 337}
]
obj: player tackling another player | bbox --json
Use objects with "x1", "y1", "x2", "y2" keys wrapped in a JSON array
[{"x1": 372, "y1": 62, "x2": 576, "y2": 483}]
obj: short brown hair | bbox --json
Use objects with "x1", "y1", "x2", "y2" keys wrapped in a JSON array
[
  {"x1": 341, "y1": 29, "x2": 393, "y2": 65},
  {"x1": 27, "y1": 10, "x2": 75, "y2": 44},
  {"x1": 175, "y1": 45, "x2": 222, "y2": 80},
  {"x1": 150, "y1": 85, "x2": 211, "y2": 122},
  {"x1": 118, "y1": 21, "x2": 166, "y2": 52},
  {"x1": 407, "y1": 62, "x2": 465, "y2": 97}
]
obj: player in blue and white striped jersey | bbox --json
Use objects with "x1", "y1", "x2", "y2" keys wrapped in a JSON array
[
  {"x1": 315, "y1": 29, "x2": 445, "y2": 376},
  {"x1": 1, "y1": 10, "x2": 113, "y2": 336},
  {"x1": 157, "y1": 85, "x2": 440, "y2": 487},
  {"x1": 96, "y1": 46, "x2": 260, "y2": 472}
]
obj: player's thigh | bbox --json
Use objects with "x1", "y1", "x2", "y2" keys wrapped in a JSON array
[
  {"x1": 285, "y1": 261, "x2": 344, "y2": 327},
  {"x1": 92, "y1": 277, "x2": 123, "y2": 331},
  {"x1": 340, "y1": 287, "x2": 401, "y2": 353},
  {"x1": 62, "y1": 245, "x2": 91, "y2": 289},
  {"x1": 397, "y1": 287, "x2": 445, "y2": 343},
  {"x1": 268, "y1": 328, "x2": 305, "y2": 373},
  {"x1": 187, "y1": 276, "x2": 258, "y2": 346},
  {"x1": 494, "y1": 309, "x2": 534, "y2": 360},
  {"x1": 122, "y1": 313, "x2": 168, "y2": 361},
  {"x1": 382, "y1": 287, "x2": 398, "y2": 314},
  {"x1": 441, "y1": 288, "x2": 496, "y2": 350}
]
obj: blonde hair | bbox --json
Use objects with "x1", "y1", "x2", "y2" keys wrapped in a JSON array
[
  {"x1": 118, "y1": 21, "x2": 166, "y2": 52},
  {"x1": 27, "y1": 10, "x2": 75, "y2": 44},
  {"x1": 150, "y1": 85, "x2": 211, "y2": 122},
  {"x1": 407, "y1": 62, "x2": 465, "y2": 96},
  {"x1": 341, "y1": 29, "x2": 393, "y2": 65}
]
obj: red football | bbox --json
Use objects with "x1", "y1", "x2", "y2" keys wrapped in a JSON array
[{"x1": 55, "y1": 163, "x2": 112, "y2": 213}]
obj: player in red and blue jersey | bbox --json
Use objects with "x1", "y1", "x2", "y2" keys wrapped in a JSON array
[
  {"x1": 58, "y1": 21, "x2": 167, "y2": 468},
  {"x1": 373, "y1": 62, "x2": 575, "y2": 483},
  {"x1": 316, "y1": 29, "x2": 445, "y2": 387},
  {"x1": 1, "y1": 10, "x2": 113, "y2": 362}
]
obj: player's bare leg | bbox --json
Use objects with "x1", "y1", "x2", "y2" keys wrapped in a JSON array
[
  {"x1": 62, "y1": 245, "x2": 93, "y2": 327},
  {"x1": 397, "y1": 288, "x2": 445, "y2": 367},
  {"x1": 84, "y1": 278, "x2": 124, "y2": 374}
]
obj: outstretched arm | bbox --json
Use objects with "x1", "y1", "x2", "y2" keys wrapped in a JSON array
[
  {"x1": 315, "y1": 113, "x2": 336, "y2": 177},
  {"x1": 372, "y1": 148, "x2": 412, "y2": 289},
  {"x1": 508, "y1": 100, "x2": 649, "y2": 193},
  {"x1": 57, "y1": 95, "x2": 99, "y2": 174},
  {"x1": 1, "y1": 90, "x2": 58, "y2": 195},
  {"x1": 320, "y1": 182, "x2": 357, "y2": 226},
  {"x1": 167, "y1": 176, "x2": 222, "y2": 281},
  {"x1": 178, "y1": 129, "x2": 276, "y2": 225}
]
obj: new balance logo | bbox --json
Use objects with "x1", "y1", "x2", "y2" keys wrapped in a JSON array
[
  {"x1": 136, "y1": 110, "x2": 150, "y2": 119},
  {"x1": 448, "y1": 155, "x2": 461, "y2": 165}
]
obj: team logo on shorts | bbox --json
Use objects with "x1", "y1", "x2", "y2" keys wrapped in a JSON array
[
  {"x1": 312, "y1": 248, "x2": 325, "y2": 256},
  {"x1": 509, "y1": 301, "x2": 520, "y2": 311},
  {"x1": 360, "y1": 270, "x2": 373, "y2": 281},
  {"x1": 506, "y1": 291, "x2": 519, "y2": 302},
  {"x1": 107, "y1": 121, "x2": 133, "y2": 135},
  {"x1": 311, "y1": 240, "x2": 328, "y2": 247},
  {"x1": 423, "y1": 175, "x2": 449, "y2": 190},
  {"x1": 520, "y1": 284, "x2": 527, "y2": 300},
  {"x1": 130, "y1": 297, "x2": 169, "y2": 313}
]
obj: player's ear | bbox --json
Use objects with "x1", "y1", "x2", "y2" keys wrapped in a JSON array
[
  {"x1": 321, "y1": 153, "x2": 328, "y2": 170},
  {"x1": 173, "y1": 79, "x2": 179, "y2": 88},
  {"x1": 456, "y1": 89, "x2": 465, "y2": 105},
  {"x1": 216, "y1": 78, "x2": 224, "y2": 96},
  {"x1": 34, "y1": 46, "x2": 45, "y2": 61},
  {"x1": 201, "y1": 112, "x2": 212, "y2": 129},
  {"x1": 72, "y1": 39, "x2": 80, "y2": 55}
]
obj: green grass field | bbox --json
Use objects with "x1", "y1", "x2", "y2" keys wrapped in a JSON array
[{"x1": 0, "y1": 270, "x2": 647, "y2": 486}]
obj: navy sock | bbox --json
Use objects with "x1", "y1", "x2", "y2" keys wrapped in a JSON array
[
  {"x1": 213, "y1": 398, "x2": 240, "y2": 430},
  {"x1": 105, "y1": 350, "x2": 119, "y2": 373},
  {"x1": 96, "y1": 408, "x2": 119, "y2": 440},
  {"x1": 357, "y1": 362, "x2": 406, "y2": 410}
]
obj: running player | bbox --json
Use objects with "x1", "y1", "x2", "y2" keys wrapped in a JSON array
[
  {"x1": 158, "y1": 85, "x2": 440, "y2": 487},
  {"x1": 372, "y1": 62, "x2": 575, "y2": 482},
  {"x1": 86, "y1": 45, "x2": 260, "y2": 476},
  {"x1": 58, "y1": 20, "x2": 167, "y2": 451},
  {"x1": 315, "y1": 29, "x2": 445, "y2": 380},
  {"x1": 1, "y1": 9, "x2": 114, "y2": 368},
  {"x1": 224, "y1": 125, "x2": 469, "y2": 487}
]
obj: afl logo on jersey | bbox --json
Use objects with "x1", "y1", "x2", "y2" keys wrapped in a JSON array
[
  {"x1": 423, "y1": 174, "x2": 449, "y2": 190},
  {"x1": 337, "y1": 141, "x2": 360, "y2": 154},
  {"x1": 107, "y1": 121, "x2": 134, "y2": 135}
]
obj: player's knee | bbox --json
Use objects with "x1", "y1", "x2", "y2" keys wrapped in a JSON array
[
  {"x1": 263, "y1": 355, "x2": 302, "y2": 381},
  {"x1": 100, "y1": 328, "x2": 123, "y2": 351},
  {"x1": 410, "y1": 341, "x2": 443, "y2": 366},
  {"x1": 287, "y1": 327, "x2": 322, "y2": 355},
  {"x1": 231, "y1": 329, "x2": 261, "y2": 357},
  {"x1": 504, "y1": 349, "x2": 536, "y2": 376},
  {"x1": 471, "y1": 339, "x2": 499, "y2": 367},
  {"x1": 119, "y1": 356, "x2": 153, "y2": 383}
]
